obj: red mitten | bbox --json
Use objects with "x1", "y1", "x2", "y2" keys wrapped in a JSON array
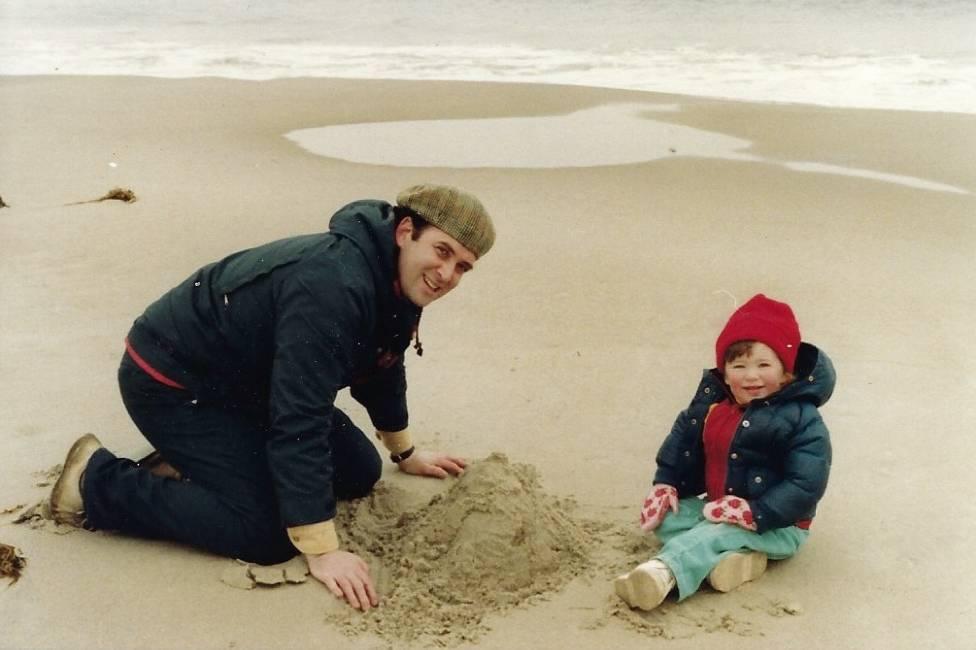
[
  {"x1": 703, "y1": 496, "x2": 758, "y2": 531},
  {"x1": 639, "y1": 484, "x2": 679, "y2": 531}
]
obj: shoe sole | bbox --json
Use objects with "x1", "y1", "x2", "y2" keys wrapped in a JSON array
[
  {"x1": 708, "y1": 552, "x2": 768, "y2": 593},
  {"x1": 50, "y1": 433, "x2": 102, "y2": 524},
  {"x1": 614, "y1": 568, "x2": 668, "y2": 611}
]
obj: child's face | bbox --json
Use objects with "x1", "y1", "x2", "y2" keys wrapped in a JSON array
[{"x1": 723, "y1": 342, "x2": 790, "y2": 406}]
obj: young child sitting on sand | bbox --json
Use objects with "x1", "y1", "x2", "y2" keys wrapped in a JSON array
[{"x1": 615, "y1": 294, "x2": 833, "y2": 610}]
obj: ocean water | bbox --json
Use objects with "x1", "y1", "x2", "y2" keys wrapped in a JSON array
[{"x1": 2, "y1": 0, "x2": 975, "y2": 113}]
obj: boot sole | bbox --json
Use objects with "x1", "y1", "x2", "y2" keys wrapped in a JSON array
[
  {"x1": 614, "y1": 568, "x2": 669, "y2": 611},
  {"x1": 708, "y1": 552, "x2": 768, "y2": 593},
  {"x1": 50, "y1": 433, "x2": 102, "y2": 525}
]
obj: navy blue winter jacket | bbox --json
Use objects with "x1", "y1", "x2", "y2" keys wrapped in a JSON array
[
  {"x1": 126, "y1": 200, "x2": 420, "y2": 527},
  {"x1": 653, "y1": 343, "x2": 834, "y2": 533}
]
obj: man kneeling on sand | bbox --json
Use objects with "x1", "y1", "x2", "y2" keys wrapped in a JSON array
[{"x1": 48, "y1": 184, "x2": 495, "y2": 611}]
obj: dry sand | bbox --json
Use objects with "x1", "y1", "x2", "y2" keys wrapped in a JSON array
[{"x1": 1, "y1": 75, "x2": 974, "y2": 649}]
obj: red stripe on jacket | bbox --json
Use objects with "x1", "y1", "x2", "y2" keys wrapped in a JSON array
[{"x1": 124, "y1": 337, "x2": 187, "y2": 390}]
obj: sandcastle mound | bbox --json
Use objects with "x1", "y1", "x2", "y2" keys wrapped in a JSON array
[{"x1": 331, "y1": 452, "x2": 594, "y2": 645}]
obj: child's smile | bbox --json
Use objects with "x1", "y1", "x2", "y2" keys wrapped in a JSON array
[{"x1": 723, "y1": 342, "x2": 790, "y2": 406}]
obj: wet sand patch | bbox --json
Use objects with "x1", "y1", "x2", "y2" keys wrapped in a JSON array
[{"x1": 286, "y1": 102, "x2": 969, "y2": 193}]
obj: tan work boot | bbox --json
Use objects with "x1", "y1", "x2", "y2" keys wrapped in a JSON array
[
  {"x1": 50, "y1": 433, "x2": 103, "y2": 527},
  {"x1": 707, "y1": 551, "x2": 768, "y2": 592},
  {"x1": 613, "y1": 558, "x2": 676, "y2": 611}
]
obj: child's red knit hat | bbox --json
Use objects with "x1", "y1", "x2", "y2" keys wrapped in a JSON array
[{"x1": 715, "y1": 294, "x2": 801, "y2": 373}]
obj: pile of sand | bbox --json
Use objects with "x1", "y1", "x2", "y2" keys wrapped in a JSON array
[{"x1": 330, "y1": 453, "x2": 594, "y2": 646}]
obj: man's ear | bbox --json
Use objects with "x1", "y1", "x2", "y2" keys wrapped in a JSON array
[{"x1": 394, "y1": 217, "x2": 413, "y2": 247}]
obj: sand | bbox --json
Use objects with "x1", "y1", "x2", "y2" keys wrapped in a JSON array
[
  {"x1": 0, "y1": 75, "x2": 974, "y2": 649},
  {"x1": 324, "y1": 453, "x2": 595, "y2": 646}
]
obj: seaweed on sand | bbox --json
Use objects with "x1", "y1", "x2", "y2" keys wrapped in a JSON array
[{"x1": 65, "y1": 187, "x2": 138, "y2": 205}]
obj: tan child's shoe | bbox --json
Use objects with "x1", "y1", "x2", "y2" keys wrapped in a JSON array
[
  {"x1": 613, "y1": 558, "x2": 676, "y2": 611},
  {"x1": 707, "y1": 551, "x2": 768, "y2": 592}
]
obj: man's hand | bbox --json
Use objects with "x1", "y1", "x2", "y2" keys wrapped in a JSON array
[
  {"x1": 397, "y1": 450, "x2": 467, "y2": 478},
  {"x1": 703, "y1": 495, "x2": 758, "y2": 531},
  {"x1": 639, "y1": 484, "x2": 679, "y2": 531},
  {"x1": 306, "y1": 550, "x2": 379, "y2": 611}
]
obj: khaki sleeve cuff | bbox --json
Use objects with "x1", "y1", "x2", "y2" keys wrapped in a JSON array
[
  {"x1": 287, "y1": 520, "x2": 339, "y2": 555},
  {"x1": 376, "y1": 428, "x2": 413, "y2": 455}
]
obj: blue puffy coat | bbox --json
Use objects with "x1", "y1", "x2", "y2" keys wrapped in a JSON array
[
  {"x1": 653, "y1": 342, "x2": 834, "y2": 533},
  {"x1": 126, "y1": 200, "x2": 421, "y2": 527}
]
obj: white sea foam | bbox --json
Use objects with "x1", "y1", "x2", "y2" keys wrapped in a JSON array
[
  {"x1": 4, "y1": 41, "x2": 975, "y2": 114},
  {"x1": 2, "y1": 0, "x2": 975, "y2": 113}
]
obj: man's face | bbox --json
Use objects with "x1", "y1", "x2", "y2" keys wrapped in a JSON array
[
  {"x1": 723, "y1": 342, "x2": 790, "y2": 406},
  {"x1": 395, "y1": 218, "x2": 477, "y2": 307}
]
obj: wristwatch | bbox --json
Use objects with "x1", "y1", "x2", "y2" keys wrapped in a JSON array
[{"x1": 390, "y1": 446, "x2": 415, "y2": 463}]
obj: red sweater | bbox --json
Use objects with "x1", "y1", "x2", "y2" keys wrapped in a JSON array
[{"x1": 703, "y1": 400, "x2": 742, "y2": 501}]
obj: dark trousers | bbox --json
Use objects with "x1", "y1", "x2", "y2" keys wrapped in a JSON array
[{"x1": 83, "y1": 352, "x2": 382, "y2": 565}]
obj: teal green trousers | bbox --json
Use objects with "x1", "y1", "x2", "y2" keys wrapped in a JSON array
[{"x1": 655, "y1": 497, "x2": 809, "y2": 600}]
